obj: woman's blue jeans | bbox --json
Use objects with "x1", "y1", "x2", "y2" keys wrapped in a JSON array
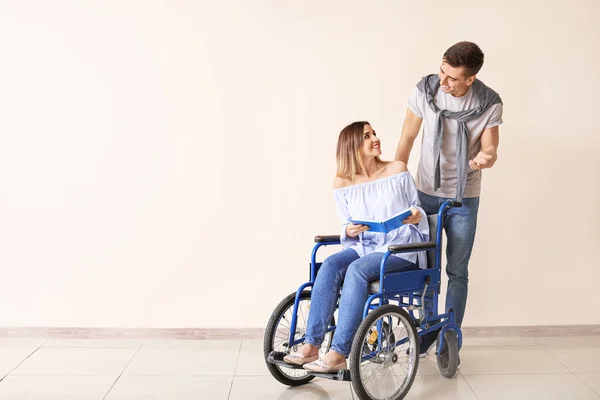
[{"x1": 304, "y1": 248, "x2": 417, "y2": 358}]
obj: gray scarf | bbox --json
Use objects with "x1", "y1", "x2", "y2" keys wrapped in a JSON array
[{"x1": 416, "y1": 74, "x2": 502, "y2": 201}]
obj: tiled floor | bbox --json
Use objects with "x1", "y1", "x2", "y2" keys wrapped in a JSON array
[{"x1": 0, "y1": 336, "x2": 598, "y2": 399}]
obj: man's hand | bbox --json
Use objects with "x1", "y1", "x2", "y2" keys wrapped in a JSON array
[
  {"x1": 346, "y1": 223, "x2": 369, "y2": 238},
  {"x1": 469, "y1": 151, "x2": 494, "y2": 170},
  {"x1": 402, "y1": 207, "x2": 422, "y2": 225}
]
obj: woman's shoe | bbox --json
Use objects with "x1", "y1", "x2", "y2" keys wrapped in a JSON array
[
  {"x1": 303, "y1": 359, "x2": 347, "y2": 373},
  {"x1": 283, "y1": 351, "x2": 319, "y2": 366}
]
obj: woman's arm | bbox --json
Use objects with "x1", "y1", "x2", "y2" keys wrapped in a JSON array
[{"x1": 333, "y1": 180, "x2": 368, "y2": 246}]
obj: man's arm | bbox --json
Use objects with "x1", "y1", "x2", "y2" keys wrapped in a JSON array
[
  {"x1": 469, "y1": 125, "x2": 499, "y2": 170},
  {"x1": 395, "y1": 108, "x2": 423, "y2": 163}
]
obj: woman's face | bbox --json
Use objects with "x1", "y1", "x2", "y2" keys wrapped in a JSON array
[{"x1": 361, "y1": 124, "x2": 381, "y2": 158}]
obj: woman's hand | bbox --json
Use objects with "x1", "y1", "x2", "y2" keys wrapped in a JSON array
[
  {"x1": 346, "y1": 223, "x2": 369, "y2": 238},
  {"x1": 402, "y1": 207, "x2": 422, "y2": 225}
]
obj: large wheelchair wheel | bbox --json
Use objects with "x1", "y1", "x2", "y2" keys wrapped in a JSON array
[
  {"x1": 350, "y1": 304, "x2": 419, "y2": 400},
  {"x1": 263, "y1": 291, "x2": 333, "y2": 386},
  {"x1": 436, "y1": 329, "x2": 459, "y2": 378}
]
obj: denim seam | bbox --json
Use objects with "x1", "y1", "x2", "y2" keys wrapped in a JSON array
[{"x1": 330, "y1": 345, "x2": 350, "y2": 359}]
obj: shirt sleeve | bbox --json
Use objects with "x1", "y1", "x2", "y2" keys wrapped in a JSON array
[
  {"x1": 334, "y1": 189, "x2": 359, "y2": 248},
  {"x1": 485, "y1": 103, "x2": 503, "y2": 129},
  {"x1": 407, "y1": 87, "x2": 424, "y2": 119}
]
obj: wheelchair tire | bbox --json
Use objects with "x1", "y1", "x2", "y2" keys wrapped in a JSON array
[
  {"x1": 436, "y1": 329, "x2": 459, "y2": 378},
  {"x1": 350, "y1": 304, "x2": 419, "y2": 400},
  {"x1": 263, "y1": 291, "x2": 334, "y2": 387}
]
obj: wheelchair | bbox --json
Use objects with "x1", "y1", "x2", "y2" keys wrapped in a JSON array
[{"x1": 264, "y1": 200, "x2": 463, "y2": 400}]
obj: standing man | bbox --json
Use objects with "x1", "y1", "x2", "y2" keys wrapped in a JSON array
[{"x1": 395, "y1": 41, "x2": 503, "y2": 354}]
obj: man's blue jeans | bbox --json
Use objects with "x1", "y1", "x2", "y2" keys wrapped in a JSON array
[
  {"x1": 418, "y1": 191, "x2": 480, "y2": 327},
  {"x1": 304, "y1": 248, "x2": 418, "y2": 358}
]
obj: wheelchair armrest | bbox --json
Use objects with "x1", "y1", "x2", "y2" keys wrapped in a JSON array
[
  {"x1": 388, "y1": 241, "x2": 437, "y2": 253},
  {"x1": 314, "y1": 235, "x2": 341, "y2": 243}
]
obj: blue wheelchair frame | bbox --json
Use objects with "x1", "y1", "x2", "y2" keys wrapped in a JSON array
[{"x1": 287, "y1": 200, "x2": 462, "y2": 361}]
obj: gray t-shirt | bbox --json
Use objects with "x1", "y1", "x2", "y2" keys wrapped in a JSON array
[{"x1": 408, "y1": 85, "x2": 503, "y2": 199}]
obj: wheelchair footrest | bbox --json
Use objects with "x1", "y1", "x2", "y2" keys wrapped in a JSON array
[
  {"x1": 307, "y1": 369, "x2": 351, "y2": 381},
  {"x1": 266, "y1": 351, "x2": 305, "y2": 370}
]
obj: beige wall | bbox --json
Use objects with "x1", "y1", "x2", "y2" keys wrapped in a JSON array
[{"x1": 0, "y1": 0, "x2": 598, "y2": 329}]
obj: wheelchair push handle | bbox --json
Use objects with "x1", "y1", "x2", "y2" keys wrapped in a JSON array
[{"x1": 438, "y1": 200, "x2": 462, "y2": 215}]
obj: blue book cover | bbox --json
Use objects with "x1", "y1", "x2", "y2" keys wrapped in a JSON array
[{"x1": 350, "y1": 209, "x2": 413, "y2": 234}]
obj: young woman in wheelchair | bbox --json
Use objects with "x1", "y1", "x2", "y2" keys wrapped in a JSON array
[{"x1": 283, "y1": 121, "x2": 430, "y2": 373}]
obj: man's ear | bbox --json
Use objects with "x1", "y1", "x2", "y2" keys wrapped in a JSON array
[{"x1": 466, "y1": 74, "x2": 476, "y2": 86}]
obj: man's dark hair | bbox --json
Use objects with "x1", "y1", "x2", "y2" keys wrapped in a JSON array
[{"x1": 443, "y1": 41, "x2": 484, "y2": 77}]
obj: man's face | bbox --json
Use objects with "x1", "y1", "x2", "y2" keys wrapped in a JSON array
[{"x1": 438, "y1": 61, "x2": 475, "y2": 97}]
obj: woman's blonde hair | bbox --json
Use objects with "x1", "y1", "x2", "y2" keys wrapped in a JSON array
[{"x1": 336, "y1": 121, "x2": 385, "y2": 181}]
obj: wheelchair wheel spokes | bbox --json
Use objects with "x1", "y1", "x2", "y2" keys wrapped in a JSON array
[
  {"x1": 350, "y1": 305, "x2": 419, "y2": 400},
  {"x1": 272, "y1": 302, "x2": 308, "y2": 351},
  {"x1": 273, "y1": 299, "x2": 312, "y2": 380},
  {"x1": 264, "y1": 291, "x2": 334, "y2": 386},
  {"x1": 360, "y1": 324, "x2": 412, "y2": 398}
]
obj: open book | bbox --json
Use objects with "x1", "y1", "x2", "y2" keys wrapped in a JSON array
[{"x1": 350, "y1": 208, "x2": 413, "y2": 234}]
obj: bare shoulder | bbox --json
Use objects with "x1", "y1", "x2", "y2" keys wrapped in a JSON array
[
  {"x1": 383, "y1": 160, "x2": 408, "y2": 175},
  {"x1": 333, "y1": 176, "x2": 352, "y2": 189}
]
